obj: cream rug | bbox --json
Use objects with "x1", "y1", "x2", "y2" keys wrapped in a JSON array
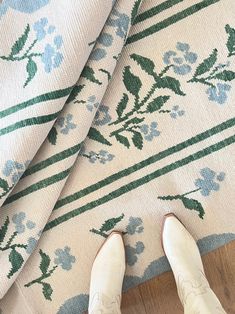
[{"x1": 0, "y1": 0, "x2": 235, "y2": 312}]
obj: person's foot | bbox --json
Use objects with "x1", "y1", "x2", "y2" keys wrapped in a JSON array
[
  {"x1": 88, "y1": 231, "x2": 125, "y2": 314},
  {"x1": 162, "y1": 213, "x2": 226, "y2": 313}
]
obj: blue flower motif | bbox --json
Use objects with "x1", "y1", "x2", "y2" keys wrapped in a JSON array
[
  {"x1": 163, "y1": 42, "x2": 197, "y2": 75},
  {"x1": 87, "y1": 150, "x2": 114, "y2": 164},
  {"x1": 87, "y1": 151, "x2": 97, "y2": 164},
  {"x1": 94, "y1": 105, "x2": 112, "y2": 126},
  {"x1": 86, "y1": 95, "x2": 99, "y2": 112},
  {"x1": 170, "y1": 105, "x2": 185, "y2": 119},
  {"x1": 195, "y1": 167, "x2": 226, "y2": 197},
  {"x1": 90, "y1": 33, "x2": 114, "y2": 61},
  {"x1": 216, "y1": 172, "x2": 225, "y2": 181},
  {"x1": 125, "y1": 242, "x2": 145, "y2": 266},
  {"x1": 40, "y1": 30, "x2": 63, "y2": 73},
  {"x1": 41, "y1": 44, "x2": 55, "y2": 73},
  {"x1": 90, "y1": 48, "x2": 107, "y2": 61},
  {"x1": 57, "y1": 114, "x2": 76, "y2": 135},
  {"x1": 3, "y1": 160, "x2": 23, "y2": 180},
  {"x1": 140, "y1": 121, "x2": 160, "y2": 141},
  {"x1": 0, "y1": 0, "x2": 49, "y2": 18},
  {"x1": 98, "y1": 150, "x2": 114, "y2": 164},
  {"x1": 12, "y1": 212, "x2": 36, "y2": 234},
  {"x1": 26, "y1": 220, "x2": 36, "y2": 229},
  {"x1": 2, "y1": 160, "x2": 30, "y2": 184},
  {"x1": 33, "y1": 17, "x2": 48, "y2": 41},
  {"x1": 12, "y1": 212, "x2": 26, "y2": 234},
  {"x1": 126, "y1": 217, "x2": 144, "y2": 235},
  {"x1": 206, "y1": 83, "x2": 231, "y2": 105},
  {"x1": 107, "y1": 9, "x2": 130, "y2": 38},
  {"x1": 41, "y1": 42, "x2": 64, "y2": 73},
  {"x1": 98, "y1": 33, "x2": 114, "y2": 47},
  {"x1": 26, "y1": 237, "x2": 38, "y2": 254},
  {"x1": 54, "y1": 35, "x2": 63, "y2": 49},
  {"x1": 89, "y1": 31, "x2": 114, "y2": 61},
  {"x1": 48, "y1": 25, "x2": 55, "y2": 34},
  {"x1": 54, "y1": 246, "x2": 76, "y2": 270},
  {"x1": 53, "y1": 52, "x2": 63, "y2": 68}
]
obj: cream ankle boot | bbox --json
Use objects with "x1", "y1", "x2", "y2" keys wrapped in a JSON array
[
  {"x1": 88, "y1": 231, "x2": 125, "y2": 314},
  {"x1": 162, "y1": 214, "x2": 227, "y2": 314}
]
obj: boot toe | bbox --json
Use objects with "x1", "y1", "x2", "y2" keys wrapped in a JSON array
[{"x1": 95, "y1": 232, "x2": 125, "y2": 265}]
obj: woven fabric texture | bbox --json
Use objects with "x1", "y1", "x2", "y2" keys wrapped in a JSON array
[{"x1": 0, "y1": 0, "x2": 235, "y2": 313}]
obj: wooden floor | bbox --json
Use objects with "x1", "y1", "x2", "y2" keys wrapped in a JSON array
[{"x1": 121, "y1": 241, "x2": 235, "y2": 314}]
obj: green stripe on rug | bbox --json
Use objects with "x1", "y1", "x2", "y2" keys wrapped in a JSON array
[
  {"x1": 0, "y1": 111, "x2": 60, "y2": 136},
  {"x1": 44, "y1": 134, "x2": 235, "y2": 231},
  {"x1": 0, "y1": 87, "x2": 73, "y2": 119},
  {"x1": 53, "y1": 117, "x2": 235, "y2": 211},
  {"x1": 4, "y1": 168, "x2": 71, "y2": 205},
  {"x1": 134, "y1": 0, "x2": 184, "y2": 25},
  {"x1": 22, "y1": 143, "x2": 81, "y2": 178},
  {"x1": 126, "y1": 0, "x2": 220, "y2": 45},
  {"x1": 4, "y1": 118, "x2": 234, "y2": 208}
]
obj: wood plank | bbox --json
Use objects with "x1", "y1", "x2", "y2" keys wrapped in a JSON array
[{"x1": 122, "y1": 241, "x2": 235, "y2": 313}]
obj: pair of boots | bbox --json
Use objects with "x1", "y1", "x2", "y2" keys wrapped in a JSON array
[{"x1": 88, "y1": 214, "x2": 227, "y2": 313}]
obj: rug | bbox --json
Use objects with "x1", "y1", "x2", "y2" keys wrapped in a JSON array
[{"x1": 0, "y1": 0, "x2": 235, "y2": 312}]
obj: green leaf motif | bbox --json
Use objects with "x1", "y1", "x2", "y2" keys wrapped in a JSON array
[
  {"x1": 193, "y1": 49, "x2": 218, "y2": 77},
  {"x1": 48, "y1": 127, "x2": 58, "y2": 145},
  {"x1": 0, "y1": 216, "x2": 9, "y2": 244},
  {"x1": 66, "y1": 85, "x2": 84, "y2": 104},
  {"x1": 225, "y1": 24, "x2": 235, "y2": 57},
  {"x1": 132, "y1": 131, "x2": 143, "y2": 150},
  {"x1": 214, "y1": 70, "x2": 235, "y2": 81},
  {"x1": 100, "y1": 214, "x2": 125, "y2": 232},
  {"x1": 115, "y1": 134, "x2": 130, "y2": 148},
  {"x1": 181, "y1": 197, "x2": 205, "y2": 219},
  {"x1": 39, "y1": 250, "x2": 51, "y2": 275},
  {"x1": 8, "y1": 249, "x2": 24, "y2": 278},
  {"x1": 131, "y1": 0, "x2": 142, "y2": 25},
  {"x1": 88, "y1": 127, "x2": 112, "y2": 146},
  {"x1": 116, "y1": 93, "x2": 129, "y2": 118},
  {"x1": 124, "y1": 117, "x2": 144, "y2": 127},
  {"x1": 42, "y1": 282, "x2": 53, "y2": 301},
  {"x1": 146, "y1": 95, "x2": 170, "y2": 113},
  {"x1": 10, "y1": 24, "x2": 30, "y2": 56},
  {"x1": 156, "y1": 76, "x2": 185, "y2": 96},
  {"x1": 24, "y1": 58, "x2": 37, "y2": 87},
  {"x1": 99, "y1": 68, "x2": 112, "y2": 81},
  {"x1": 81, "y1": 66, "x2": 102, "y2": 85},
  {"x1": 123, "y1": 66, "x2": 142, "y2": 96},
  {"x1": 158, "y1": 195, "x2": 180, "y2": 201},
  {"x1": 0, "y1": 177, "x2": 9, "y2": 192},
  {"x1": 130, "y1": 53, "x2": 155, "y2": 75}
]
